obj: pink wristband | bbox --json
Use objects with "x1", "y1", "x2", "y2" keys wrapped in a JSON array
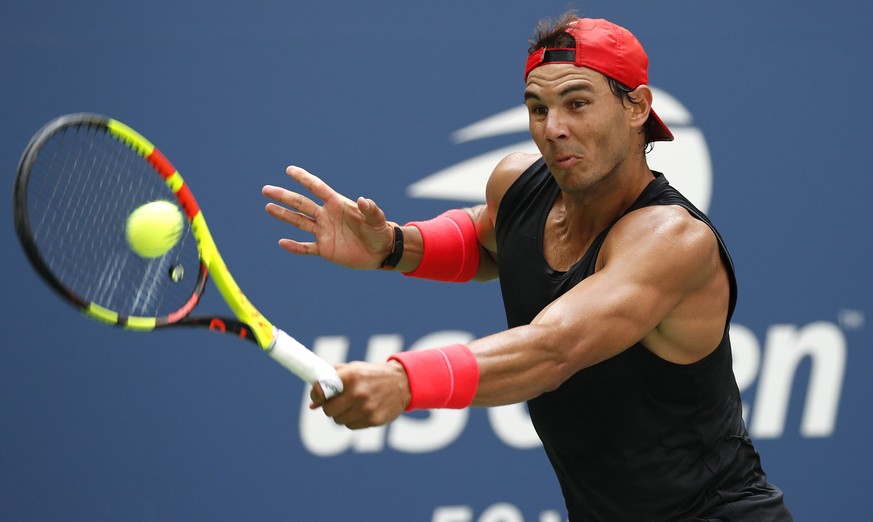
[
  {"x1": 404, "y1": 209, "x2": 480, "y2": 282},
  {"x1": 388, "y1": 344, "x2": 479, "y2": 411}
]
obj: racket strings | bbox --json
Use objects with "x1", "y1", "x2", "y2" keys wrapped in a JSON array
[{"x1": 24, "y1": 123, "x2": 201, "y2": 319}]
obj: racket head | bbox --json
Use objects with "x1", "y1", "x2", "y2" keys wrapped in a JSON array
[{"x1": 14, "y1": 113, "x2": 208, "y2": 331}]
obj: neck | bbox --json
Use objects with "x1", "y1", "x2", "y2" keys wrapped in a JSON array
[
  {"x1": 543, "y1": 162, "x2": 654, "y2": 272},
  {"x1": 560, "y1": 162, "x2": 655, "y2": 234}
]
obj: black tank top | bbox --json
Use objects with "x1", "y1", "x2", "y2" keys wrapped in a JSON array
[{"x1": 495, "y1": 158, "x2": 790, "y2": 521}]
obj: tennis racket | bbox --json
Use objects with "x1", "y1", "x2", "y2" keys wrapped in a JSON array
[{"x1": 13, "y1": 113, "x2": 343, "y2": 398}]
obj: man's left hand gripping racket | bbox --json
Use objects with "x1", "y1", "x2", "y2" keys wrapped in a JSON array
[{"x1": 13, "y1": 113, "x2": 343, "y2": 398}]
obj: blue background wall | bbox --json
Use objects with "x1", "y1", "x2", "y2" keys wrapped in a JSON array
[{"x1": 2, "y1": 1, "x2": 871, "y2": 520}]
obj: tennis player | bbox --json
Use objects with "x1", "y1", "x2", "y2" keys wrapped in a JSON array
[{"x1": 264, "y1": 13, "x2": 792, "y2": 521}]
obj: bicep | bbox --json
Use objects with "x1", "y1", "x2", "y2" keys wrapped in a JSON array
[
  {"x1": 530, "y1": 264, "x2": 668, "y2": 371},
  {"x1": 470, "y1": 208, "x2": 723, "y2": 405},
  {"x1": 530, "y1": 209, "x2": 722, "y2": 372},
  {"x1": 469, "y1": 264, "x2": 677, "y2": 405}
]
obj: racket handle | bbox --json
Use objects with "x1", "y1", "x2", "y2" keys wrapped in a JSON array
[{"x1": 268, "y1": 328, "x2": 344, "y2": 399}]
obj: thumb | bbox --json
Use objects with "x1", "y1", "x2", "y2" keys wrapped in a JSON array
[{"x1": 357, "y1": 197, "x2": 387, "y2": 226}]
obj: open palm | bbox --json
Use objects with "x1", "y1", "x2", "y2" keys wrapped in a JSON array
[{"x1": 262, "y1": 166, "x2": 393, "y2": 269}]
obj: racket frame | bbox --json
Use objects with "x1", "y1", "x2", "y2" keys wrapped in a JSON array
[
  {"x1": 14, "y1": 114, "x2": 275, "y2": 346},
  {"x1": 15, "y1": 113, "x2": 344, "y2": 397}
]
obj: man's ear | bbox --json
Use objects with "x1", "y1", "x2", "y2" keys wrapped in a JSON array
[{"x1": 628, "y1": 84, "x2": 654, "y2": 129}]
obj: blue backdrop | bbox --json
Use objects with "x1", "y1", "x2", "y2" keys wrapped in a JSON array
[{"x1": 2, "y1": 2, "x2": 871, "y2": 520}]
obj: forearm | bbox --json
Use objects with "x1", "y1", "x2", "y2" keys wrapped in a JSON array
[
  {"x1": 381, "y1": 207, "x2": 494, "y2": 282},
  {"x1": 389, "y1": 323, "x2": 572, "y2": 413},
  {"x1": 467, "y1": 324, "x2": 570, "y2": 406},
  {"x1": 383, "y1": 222, "x2": 497, "y2": 280}
]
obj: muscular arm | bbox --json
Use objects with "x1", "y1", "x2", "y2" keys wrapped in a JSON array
[{"x1": 468, "y1": 205, "x2": 730, "y2": 406}]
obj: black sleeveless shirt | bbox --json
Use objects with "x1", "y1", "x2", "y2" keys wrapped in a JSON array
[{"x1": 495, "y1": 158, "x2": 790, "y2": 521}]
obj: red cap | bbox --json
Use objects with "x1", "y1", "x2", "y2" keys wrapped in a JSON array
[{"x1": 524, "y1": 18, "x2": 673, "y2": 142}]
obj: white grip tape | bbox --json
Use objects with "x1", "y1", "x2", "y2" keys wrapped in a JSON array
[{"x1": 268, "y1": 328, "x2": 344, "y2": 399}]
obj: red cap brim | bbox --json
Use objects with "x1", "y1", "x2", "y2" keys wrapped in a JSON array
[{"x1": 648, "y1": 108, "x2": 674, "y2": 142}]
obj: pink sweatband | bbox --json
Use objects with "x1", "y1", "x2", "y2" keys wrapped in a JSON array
[
  {"x1": 388, "y1": 344, "x2": 479, "y2": 411},
  {"x1": 404, "y1": 209, "x2": 480, "y2": 282}
]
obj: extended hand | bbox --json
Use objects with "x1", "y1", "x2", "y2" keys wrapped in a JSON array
[{"x1": 263, "y1": 166, "x2": 394, "y2": 269}]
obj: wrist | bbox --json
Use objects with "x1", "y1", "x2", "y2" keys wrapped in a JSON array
[
  {"x1": 379, "y1": 225, "x2": 404, "y2": 269},
  {"x1": 387, "y1": 344, "x2": 479, "y2": 410},
  {"x1": 403, "y1": 209, "x2": 480, "y2": 282},
  {"x1": 387, "y1": 359, "x2": 412, "y2": 410}
]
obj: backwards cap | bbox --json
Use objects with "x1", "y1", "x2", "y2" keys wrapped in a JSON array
[{"x1": 524, "y1": 18, "x2": 673, "y2": 142}]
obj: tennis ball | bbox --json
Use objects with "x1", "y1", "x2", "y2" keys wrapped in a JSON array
[{"x1": 125, "y1": 200, "x2": 184, "y2": 258}]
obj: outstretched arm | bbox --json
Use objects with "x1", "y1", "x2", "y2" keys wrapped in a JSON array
[{"x1": 262, "y1": 164, "x2": 505, "y2": 278}]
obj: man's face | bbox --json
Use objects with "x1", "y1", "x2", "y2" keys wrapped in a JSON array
[{"x1": 524, "y1": 64, "x2": 638, "y2": 193}]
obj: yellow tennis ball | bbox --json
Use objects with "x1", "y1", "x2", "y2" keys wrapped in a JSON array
[{"x1": 125, "y1": 200, "x2": 184, "y2": 258}]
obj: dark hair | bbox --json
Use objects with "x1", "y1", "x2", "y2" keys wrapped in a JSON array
[
  {"x1": 529, "y1": 12, "x2": 656, "y2": 149},
  {"x1": 528, "y1": 11, "x2": 579, "y2": 53}
]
